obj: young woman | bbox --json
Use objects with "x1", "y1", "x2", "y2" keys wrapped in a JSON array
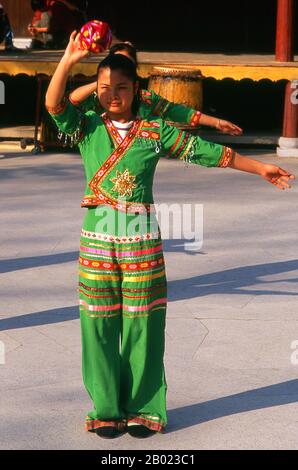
[
  {"x1": 45, "y1": 32, "x2": 295, "y2": 440},
  {"x1": 68, "y1": 41, "x2": 243, "y2": 136}
]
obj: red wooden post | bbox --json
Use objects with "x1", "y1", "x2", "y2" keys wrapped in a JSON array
[
  {"x1": 283, "y1": 81, "x2": 298, "y2": 137},
  {"x1": 275, "y1": 0, "x2": 294, "y2": 62},
  {"x1": 277, "y1": 80, "x2": 298, "y2": 156}
]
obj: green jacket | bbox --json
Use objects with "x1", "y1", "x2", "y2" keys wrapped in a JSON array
[{"x1": 48, "y1": 99, "x2": 233, "y2": 212}]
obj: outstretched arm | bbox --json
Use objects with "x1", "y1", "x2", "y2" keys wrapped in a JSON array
[
  {"x1": 198, "y1": 114, "x2": 243, "y2": 136},
  {"x1": 160, "y1": 121, "x2": 295, "y2": 190},
  {"x1": 144, "y1": 89, "x2": 243, "y2": 135},
  {"x1": 227, "y1": 153, "x2": 295, "y2": 190}
]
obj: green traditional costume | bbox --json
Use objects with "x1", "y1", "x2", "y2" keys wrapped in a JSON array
[{"x1": 48, "y1": 97, "x2": 234, "y2": 433}]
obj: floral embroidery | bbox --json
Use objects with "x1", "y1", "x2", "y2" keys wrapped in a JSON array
[
  {"x1": 110, "y1": 169, "x2": 137, "y2": 197},
  {"x1": 88, "y1": 115, "x2": 142, "y2": 195}
]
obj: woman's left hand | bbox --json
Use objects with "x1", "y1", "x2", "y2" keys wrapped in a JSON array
[
  {"x1": 261, "y1": 164, "x2": 295, "y2": 190},
  {"x1": 217, "y1": 119, "x2": 243, "y2": 136},
  {"x1": 63, "y1": 31, "x2": 89, "y2": 66}
]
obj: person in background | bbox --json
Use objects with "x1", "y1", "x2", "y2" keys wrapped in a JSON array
[
  {"x1": 28, "y1": 0, "x2": 52, "y2": 49},
  {"x1": 0, "y1": 2, "x2": 21, "y2": 52}
]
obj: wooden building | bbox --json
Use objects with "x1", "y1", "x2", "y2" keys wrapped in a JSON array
[
  {"x1": 0, "y1": 0, "x2": 297, "y2": 152},
  {"x1": 1, "y1": 0, "x2": 297, "y2": 54}
]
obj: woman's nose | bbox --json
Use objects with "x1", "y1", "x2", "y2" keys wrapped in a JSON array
[{"x1": 110, "y1": 89, "x2": 119, "y2": 99}]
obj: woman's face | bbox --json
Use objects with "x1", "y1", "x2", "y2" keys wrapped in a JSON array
[{"x1": 97, "y1": 67, "x2": 137, "y2": 118}]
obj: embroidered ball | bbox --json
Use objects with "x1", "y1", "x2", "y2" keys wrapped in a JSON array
[{"x1": 79, "y1": 20, "x2": 112, "y2": 54}]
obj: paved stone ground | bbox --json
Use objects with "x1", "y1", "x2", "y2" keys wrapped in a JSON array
[{"x1": 0, "y1": 146, "x2": 298, "y2": 450}]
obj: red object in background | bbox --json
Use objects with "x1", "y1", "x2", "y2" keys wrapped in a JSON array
[
  {"x1": 282, "y1": 81, "x2": 298, "y2": 138},
  {"x1": 276, "y1": 0, "x2": 295, "y2": 62},
  {"x1": 79, "y1": 20, "x2": 112, "y2": 53}
]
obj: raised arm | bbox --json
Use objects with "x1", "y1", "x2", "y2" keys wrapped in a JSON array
[
  {"x1": 45, "y1": 31, "x2": 89, "y2": 111},
  {"x1": 45, "y1": 31, "x2": 90, "y2": 142},
  {"x1": 68, "y1": 81, "x2": 97, "y2": 106}
]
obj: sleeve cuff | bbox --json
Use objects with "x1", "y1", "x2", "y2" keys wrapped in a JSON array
[
  {"x1": 189, "y1": 111, "x2": 202, "y2": 127},
  {"x1": 217, "y1": 146, "x2": 234, "y2": 167},
  {"x1": 45, "y1": 96, "x2": 67, "y2": 115}
]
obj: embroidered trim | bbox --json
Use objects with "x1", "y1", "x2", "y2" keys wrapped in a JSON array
[
  {"x1": 141, "y1": 89, "x2": 152, "y2": 105},
  {"x1": 85, "y1": 417, "x2": 127, "y2": 432},
  {"x1": 46, "y1": 96, "x2": 67, "y2": 115},
  {"x1": 152, "y1": 97, "x2": 170, "y2": 118},
  {"x1": 189, "y1": 110, "x2": 202, "y2": 126},
  {"x1": 80, "y1": 228, "x2": 160, "y2": 242},
  {"x1": 47, "y1": 97, "x2": 85, "y2": 147},
  {"x1": 217, "y1": 146, "x2": 234, "y2": 167},
  {"x1": 102, "y1": 113, "x2": 124, "y2": 145},
  {"x1": 169, "y1": 130, "x2": 184, "y2": 156},
  {"x1": 90, "y1": 113, "x2": 142, "y2": 187},
  {"x1": 127, "y1": 415, "x2": 166, "y2": 432},
  {"x1": 79, "y1": 255, "x2": 164, "y2": 271},
  {"x1": 179, "y1": 136, "x2": 196, "y2": 162},
  {"x1": 138, "y1": 130, "x2": 160, "y2": 140},
  {"x1": 175, "y1": 133, "x2": 191, "y2": 159},
  {"x1": 80, "y1": 194, "x2": 152, "y2": 214},
  {"x1": 87, "y1": 114, "x2": 146, "y2": 211},
  {"x1": 142, "y1": 121, "x2": 160, "y2": 129},
  {"x1": 79, "y1": 282, "x2": 165, "y2": 292}
]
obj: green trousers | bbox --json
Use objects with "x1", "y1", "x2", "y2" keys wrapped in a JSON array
[{"x1": 78, "y1": 207, "x2": 168, "y2": 432}]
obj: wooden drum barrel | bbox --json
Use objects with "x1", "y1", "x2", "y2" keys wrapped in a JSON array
[{"x1": 148, "y1": 65, "x2": 203, "y2": 110}]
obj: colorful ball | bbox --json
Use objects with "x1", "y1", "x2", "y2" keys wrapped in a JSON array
[{"x1": 79, "y1": 20, "x2": 112, "y2": 54}]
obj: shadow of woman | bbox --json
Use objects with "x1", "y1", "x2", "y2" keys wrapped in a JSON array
[{"x1": 166, "y1": 379, "x2": 298, "y2": 433}]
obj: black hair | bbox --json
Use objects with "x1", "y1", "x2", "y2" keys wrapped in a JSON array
[
  {"x1": 109, "y1": 42, "x2": 138, "y2": 67},
  {"x1": 97, "y1": 54, "x2": 140, "y2": 115},
  {"x1": 31, "y1": 0, "x2": 46, "y2": 11}
]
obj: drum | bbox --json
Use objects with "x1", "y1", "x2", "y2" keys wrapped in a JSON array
[{"x1": 148, "y1": 65, "x2": 203, "y2": 110}]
